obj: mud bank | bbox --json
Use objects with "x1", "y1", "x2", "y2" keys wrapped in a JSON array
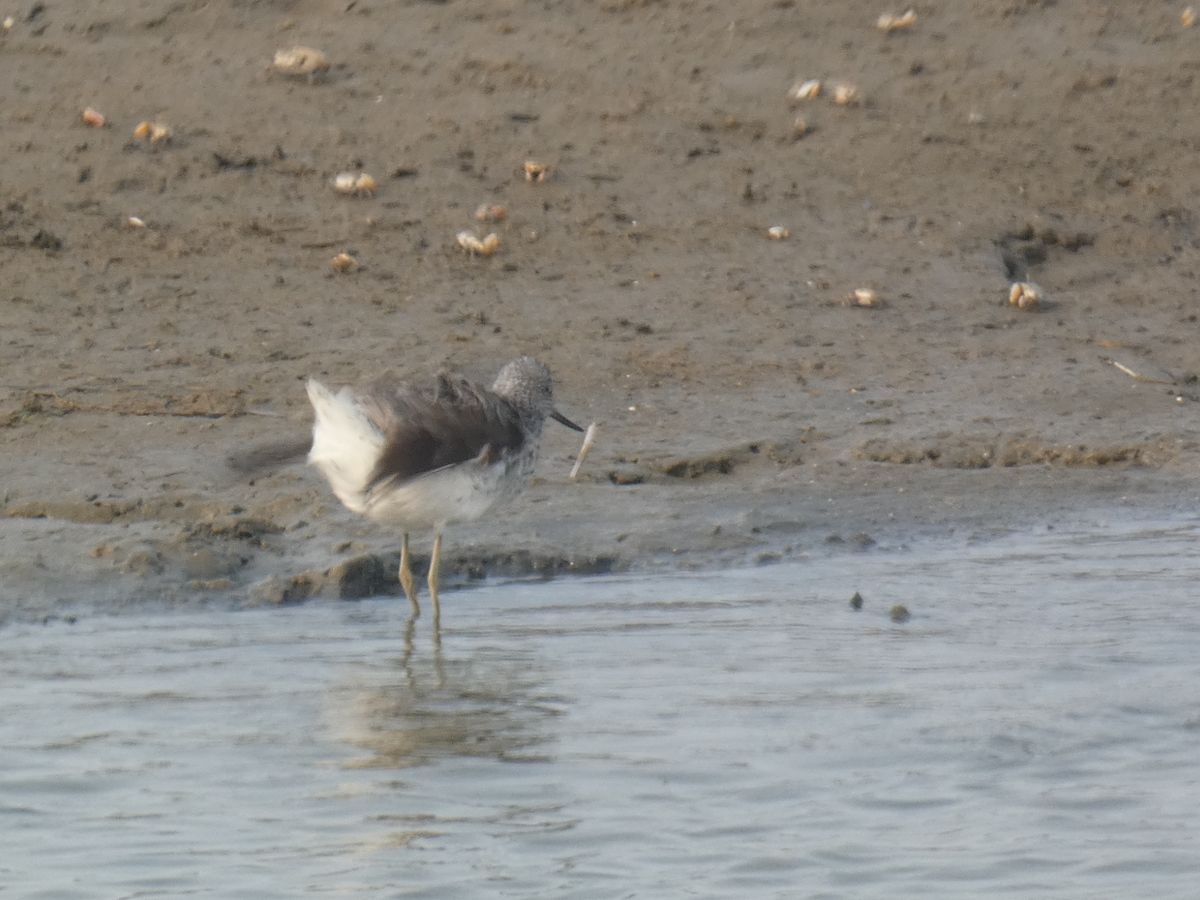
[{"x1": 4, "y1": 1, "x2": 1200, "y2": 619}]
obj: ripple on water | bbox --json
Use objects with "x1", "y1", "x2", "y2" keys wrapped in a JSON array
[{"x1": 2, "y1": 519, "x2": 1200, "y2": 898}]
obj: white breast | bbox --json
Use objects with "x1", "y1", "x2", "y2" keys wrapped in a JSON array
[{"x1": 363, "y1": 458, "x2": 523, "y2": 531}]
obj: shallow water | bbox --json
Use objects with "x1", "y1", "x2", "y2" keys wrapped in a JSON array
[{"x1": 4, "y1": 519, "x2": 1200, "y2": 898}]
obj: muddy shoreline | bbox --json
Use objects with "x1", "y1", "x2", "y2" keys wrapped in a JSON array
[
  {"x1": 5, "y1": 444, "x2": 1197, "y2": 623},
  {"x1": 4, "y1": 1, "x2": 1200, "y2": 621}
]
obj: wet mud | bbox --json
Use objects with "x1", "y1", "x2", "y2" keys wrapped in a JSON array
[{"x1": 4, "y1": 1, "x2": 1200, "y2": 620}]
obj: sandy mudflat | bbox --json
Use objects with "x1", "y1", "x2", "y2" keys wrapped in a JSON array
[{"x1": 4, "y1": 0, "x2": 1200, "y2": 619}]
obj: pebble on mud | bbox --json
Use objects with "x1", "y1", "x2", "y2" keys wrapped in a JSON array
[
  {"x1": 890, "y1": 604, "x2": 911, "y2": 623},
  {"x1": 850, "y1": 591, "x2": 864, "y2": 610},
  {"x1": 524, "y1": 160, "x2": 549, "y2": 182},
  {"x1": 82, "y1": 107, "x2": 106, "y2": 128},
  {"x1": 331, "y1": 252, "x2": 357, "y2": 273},
  {"x1": 767, "y1": 225, "x2": 790, "y2": 240}
]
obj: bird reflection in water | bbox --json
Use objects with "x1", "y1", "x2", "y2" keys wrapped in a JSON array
[{"x1": 325, "y1": 620, "x2": 563, "y2": 768}]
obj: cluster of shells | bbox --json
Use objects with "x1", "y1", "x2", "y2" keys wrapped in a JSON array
[
  {"x1": 783, "y1": 11, "x2": 919, "y2": 142},
  {"x1": 271, "y1": 48, "x2": 557, "y2": 263},
  {"x1": 775, "y1": 75, "x2": 859, "y2": 238},
  {"x1": 80, "y1": 110, "x2": 172, "y2": 231},
  {"x1": 454, "y1": 203, "x2": 509, "y2": 258},
  {"x1": 82, "y1": 108, "x2": 172, "y2": 145},
  {"x1": 779, "y1": 9, "x2": 896, "y2": 207},
  {"x1": 774, "y1": 12, "x2": 923, "y2": 311},
  {"x1": 272, "y1": 46, "x2": 359, "y2": 269},
  {"x1": 451, "y1": 162, "x2": 547, "y2": 259},
  {"x1": 79, "y1": 42, "x2": 664, "y2": 271}
]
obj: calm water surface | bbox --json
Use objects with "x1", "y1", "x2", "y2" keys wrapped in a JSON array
[{"x1": 3, "y1": 520, "x2": 1200, "y2": 898}]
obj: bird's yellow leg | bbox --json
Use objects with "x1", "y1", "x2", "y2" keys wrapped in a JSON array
[
  {"x1": 399, "y1": 532, "x2": 419, "y2": 616},
  {"x1": 428, "y1": 530, "x2": 443, "y2": 626}
]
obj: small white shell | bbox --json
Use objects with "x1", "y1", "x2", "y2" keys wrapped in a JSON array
[
  {"x1": 457, "y1": 231, "x2": 500, "y2": 257},
  {"x1": 475, "y1": 204, "x2": 507, "y2": 222},
  {"x1": 334, "y1": 172, "x2": 375, "y2": 197},
  {"x1": 788, "y1": 79, "x2": 821, "y2": 101},
  {"x1": 331, "y1": 252, "x2": 357, "y2": 272},
  {"x1": 832, "y1": 83, "x2": 860, "y2": 106},
  {"x1": 273, "y1": 46, "x2": 330, "y2": 77},
  {"x1": 877, "y1": 10, "x2": 917, "y2": 31},
  {"x1": 134, "y1": 121, "x2": 171, "y2": 143},
  {"x1": 767, "y1": 225, "x2": 790, "y2": 240},
  {"x1": 353, "y1": 173, "x2": 376, "y2": 197},
  {"x1": 848, "y1": 288, "x2": 881, "y2": 307}
]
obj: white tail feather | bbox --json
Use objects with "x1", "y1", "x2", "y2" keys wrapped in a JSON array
[{"x1": 306, "y1": 379, "x2": 383, "y2": 514}]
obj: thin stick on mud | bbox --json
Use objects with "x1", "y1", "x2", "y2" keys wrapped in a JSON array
[
  {"x1": 570, "y1": 423, "x2": 599, "y2": 482},
  {"x1": 1101, "y1": 357, "x2": 1176, "y2": 386}
]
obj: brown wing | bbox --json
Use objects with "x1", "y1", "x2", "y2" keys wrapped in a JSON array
[{"x1": 358, "y1": 372, "x2": 525, "y2": 490}]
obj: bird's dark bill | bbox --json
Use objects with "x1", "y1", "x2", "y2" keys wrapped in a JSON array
[{"x1": 551, "y1": 409, "x2": 585, "y2": 432}]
